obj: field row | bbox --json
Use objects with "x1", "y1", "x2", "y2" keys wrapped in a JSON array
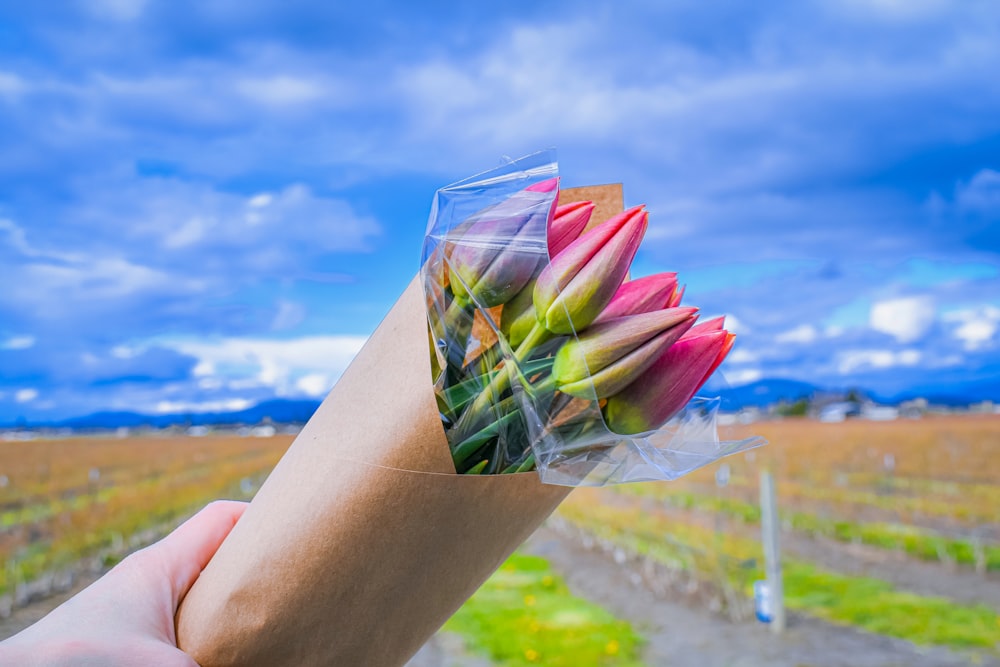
[
  {"x1": 0, "y1": 435, "x2": 292, "y2": 597},
  {"x1": 555, "y1": 489, "x2": 1000, "y2": 651}
]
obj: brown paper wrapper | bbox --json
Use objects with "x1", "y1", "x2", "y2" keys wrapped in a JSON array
[{"x1": 175, "y1": 276, "x2": 571, "y2": 667}]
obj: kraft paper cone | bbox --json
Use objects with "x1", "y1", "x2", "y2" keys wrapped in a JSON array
[
  {"x1": 560, "y1": 183, "x2": 623, "y2": 234},
  {"x1": 176, "y1": 277, "x2": 571, "y2": 667}
]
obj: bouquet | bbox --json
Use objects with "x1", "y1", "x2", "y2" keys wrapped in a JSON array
[
  {"x1": 175, "y1": 151, "x2": 762, "y2": 667},
  {"x1": 425, "y1": 151, "x2": 759, "y2": 485}
]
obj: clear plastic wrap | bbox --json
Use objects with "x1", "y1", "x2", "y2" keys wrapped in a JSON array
[{"x1": 422, "y1": 150, "x2": 765, "y2": 486}]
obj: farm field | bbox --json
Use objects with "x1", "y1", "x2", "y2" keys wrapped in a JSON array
[
  {"x1": 0, "y1": 414, "x2": 998, "y2": 665},
  {"x1": 0, "y1": 432, "x2": 292, "y2": 606},
  {"x1": 554, "y1": 413, "x2": 1000, "y2": 662}
]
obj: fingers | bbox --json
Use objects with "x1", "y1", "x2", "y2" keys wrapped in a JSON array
[{"x1": 147, "y1": 500, "x2": 249, "y2": 605}]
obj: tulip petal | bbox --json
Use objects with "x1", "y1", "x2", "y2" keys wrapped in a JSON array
[
  {"x1": 447, "y1": 184, "x2": 553, "y2": 307},
  {"x1": 593, "y1": 272, "x2": 679, "y2": 323},
  {"x1": 548, "y1": 200, "x2": 596, "y2": 257},
  {"x1": 535, "y1": 206, "x2": 648, "y2": 334},
  {"x1": 667, "y1": 284, "x2": 686, "y2": 308},
  {"x1": 687, "y1": 316, "x2": 725, "y2": 336},
  {"x1": 603, "y1": 330, "x2": 728, "y2": 435},
  {"x1": 553, "y1": 308, "x2": 697, "y2": 399}
]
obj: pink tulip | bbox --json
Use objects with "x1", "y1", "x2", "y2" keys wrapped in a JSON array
[
  {"x1": 533, "y1": 205, "x2": 648, "y2": 335},
  {"x1": 592, "y1": 272, "x2": 679, "y2": 323},
  {"x1": 552, "y1": 307, "x2": 697, "y2": 399},
  {"x1": 602, "y1": 329, "x2": 734, "y2": 435},
  {"x1": 547, "y1": 201, "x2": 595, "y2": 257},
  {"x1": 686, "y1": 316, "x2": 725, "y2": 336},
  {"x1": 448, "y1": 179, "x2": 557, "y2": 308},
  {"x1": 667, "y1": 284, "x2": 686, "y2": 308}
]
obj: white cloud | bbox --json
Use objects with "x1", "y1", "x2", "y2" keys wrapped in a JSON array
[
  {"x1": 165, "y1": 335, "x2": 367, "y2": 396},
  {"x1": 775, "y1": 324, "x2": 819, "y2": 344},
  {"x1": 114, "y1": 180, "x2": 380, "y2": 257},
  {"x1": 295, "y1": 373, "x2": 331, "y2": 397},
  {"x1": 944, "y1": 305, "x2": 1000, "y2": 350},
  {"x1": 235, "y1": 76, "x2": 329, "y2": 107},
  {"x1": 154, "y1": 398, "x2": 253, "y2": 415},
  {"x1": 14, "y1": 257, "x2": 180, "y2": 305},
  {"x1": 163, "y1": 216, "x2": 210, "y2": 249},
  {"x1": 248, "y1": 193, "x2": 273, "y2": 208},
  {"x1": 837, "y1": 348, "x2": 923, "y2": 374},
  {"x1": 723, "y1": 314, "x2": 749, "y2": 335},
  {"x1": 1, "y1": 336, "x2": 36, "y2": 350},
  {"x1": 725, "y1": 368, "x2": 763, "y2": 385},
  {"x1": 870, "y1": 296, "x2": 935, "y2": 343},
  {"x1": 728, "y1": 348, "x2": 758, "y2": 363},
  {"x1": 110, "y1": 345, "x2": 137, "y2": 359},
  {"x1": 15, "y1": 388, "x2": 38, "y2": 403}
]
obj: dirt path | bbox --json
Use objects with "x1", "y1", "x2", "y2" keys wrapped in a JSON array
[{"x1": 524, "y1": 524, "x2": 999, "y2": 667}]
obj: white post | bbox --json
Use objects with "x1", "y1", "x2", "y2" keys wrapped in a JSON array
[{"x1": 760, "y1": 470, "x2": 785, "y2": 633}]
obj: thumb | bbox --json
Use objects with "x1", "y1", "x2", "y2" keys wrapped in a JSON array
[{"x1": 144, "y1": 500, "x2": 248, "y2": 606}]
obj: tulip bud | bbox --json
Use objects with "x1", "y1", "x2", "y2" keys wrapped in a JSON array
[
  {"x1": 603, "y1": 329, "x2": 733, "y2": 435},
  {"x1": 667, "y1": 284, "x2": 686, "y2": 308},
  {"x1": 548, "y1": 200, "x2": 595, "y2": 257},
  {"x1": 499, "y1": 278, "x2": 538, "y2": 349},
  {"x1": 592, "y1": 272, "x2": 679, "y2": 323},
  {"x1": 686, "y1": 316, "x2": 725, "y2": 336},
  {"x1": 553, "y1": 307, "x2": 698, "y2": 399},
  {"x1": 448, "y1": 179, "x2": 557, "y2": 308},
  {"x1": 534, "y1": 205, "x2": 648, "y2": 335}
]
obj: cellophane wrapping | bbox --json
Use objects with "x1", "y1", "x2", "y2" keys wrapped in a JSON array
[{"x1": 422, "y1": 150, "x2": 764, "y2": 486}]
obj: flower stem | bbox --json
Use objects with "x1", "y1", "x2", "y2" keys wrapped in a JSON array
[{"x1": 455, "y1": 321, "x2": 552, "y2": 437}]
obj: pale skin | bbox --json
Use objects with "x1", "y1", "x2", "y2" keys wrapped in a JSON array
[{"x1": 0, "y1": 500, "x2": 247, "y2": 666}]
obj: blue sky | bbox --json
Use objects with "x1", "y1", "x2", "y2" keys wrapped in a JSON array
[{"x1": 2, "y1": 1, "x2": 999, "y2": 422}]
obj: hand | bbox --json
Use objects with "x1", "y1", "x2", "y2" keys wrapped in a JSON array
[{"x1": 0, "y1": 500, "x2": 247, "y2": 666}]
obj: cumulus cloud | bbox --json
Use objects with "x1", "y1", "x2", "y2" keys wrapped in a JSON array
[
  {"x1": 724, "y1": 368, "x2": 763, "y2": 385},
  {"x1": 15, "y1": 388, "x2": 38, "y2": 403},
  {"x1": 775, "y1": 324, "x2": 819, "y2": 344},
  {"x1": 1, "y1": 336, "x2": 35, "y2": 350},
  {"x1": 944, "y1": 305, "x2": 1000, "y2": 350},
  {"x1": 869, "y1": 296, "x2": 935, "y2": 343},
  {"x1": 837, "y1": 348, "x2": 923, "y2": 374},
  {"x1": 4, "y1": 2, "x2": 1000, "y2": 417},
  {"x1": 153, "y1": 398, "x2": 253, "y2": 415},
  {"x1": 165, "y1": 335, "x2": 367, "y2": 397}
]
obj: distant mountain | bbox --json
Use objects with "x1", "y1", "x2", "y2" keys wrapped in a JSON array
[
  {"x1": 45, "y1": 398, "x2": 322, "y2": 431},
  {"x1": 712, "y1": 378, "x2": 823, "y2": 410},
  {"x1": 879, "y1": 377, "x2": 1000, "y2": 407},
  {"x1": 6, "y1": 374, "x2": 996, "y2": 431}
]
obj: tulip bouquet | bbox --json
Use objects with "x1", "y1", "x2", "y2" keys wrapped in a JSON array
[
  {"x1": 176, "y1": 151, "x2": 762, "y2": 667},
  {"x1": 423, "y1": 151, "x2": 762, "y2": 485}
]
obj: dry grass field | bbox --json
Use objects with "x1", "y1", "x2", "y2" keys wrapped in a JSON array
[
  {"x1": 556, "y1": 414, "x2": 1000, "y2": 653},
  {"x1": 1, "y1": 415, "x2": 997, "y2": 660},
  {"x1": 0, "y1": 433, "x2": 292, "y2": 598}
]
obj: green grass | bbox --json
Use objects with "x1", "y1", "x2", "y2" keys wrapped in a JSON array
[
  {"x1": 784, "y1": 562, "x2": 1000, "y2": 648},
  {"x1": 559, "y1": 495, "x2": 1000, "y2": 650},
  {"x1": 618, "y1": 484, "x2": 1000, "y2": 571},
  {"x1": 445, "y1": 552, "x2": 645, "y2": 666}
]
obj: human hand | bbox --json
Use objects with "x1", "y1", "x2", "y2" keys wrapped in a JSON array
[{"x1": 0, "y1": 500, "x2": 247, "y2": 666}]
